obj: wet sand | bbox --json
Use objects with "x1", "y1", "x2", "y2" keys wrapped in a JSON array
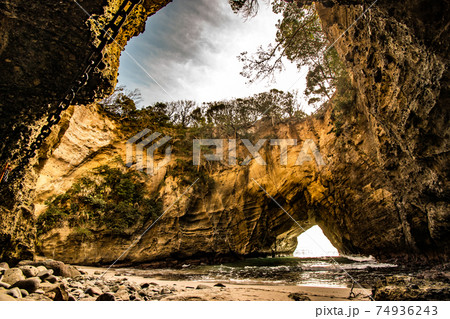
[{"x1": 78, "y1": 266, "x2": 372, "y2": 301}]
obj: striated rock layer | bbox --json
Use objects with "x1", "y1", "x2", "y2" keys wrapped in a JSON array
[{"x1": 0, "y1": 0, "x2": 449, "y2": 264}]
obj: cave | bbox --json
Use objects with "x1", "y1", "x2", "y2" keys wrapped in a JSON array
[{"x1": 0, "y1": 0, "x2": 448, "y2": 270}]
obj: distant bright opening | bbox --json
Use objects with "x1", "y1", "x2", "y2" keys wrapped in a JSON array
[{"x1": 294, "y1": 225, "x2": 339, "y2": 258}]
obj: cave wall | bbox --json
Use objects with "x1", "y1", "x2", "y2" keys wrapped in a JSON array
[{"x1": 314, "y1": 0, "x2": 449, "y2": 261}]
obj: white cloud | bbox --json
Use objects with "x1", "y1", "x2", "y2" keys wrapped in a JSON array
[{"x1": 117, "y1": 0, "x2": 313, "y2": 113}]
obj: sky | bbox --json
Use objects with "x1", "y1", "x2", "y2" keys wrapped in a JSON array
[
  {"x1": 117, "y1": 0, "x2": 312, "y2": 112},
  {"x1": 294, "y1": 225, "x2": 339, "y2": 257}
]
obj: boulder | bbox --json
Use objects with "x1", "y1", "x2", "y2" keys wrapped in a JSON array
[
  {"x1": 11, "y1": 277, "x2": 41, "y2": 293},
  {"x1": 19, "y1": 260, "x2": 81, "y2": 278},
  {"x1": 96, "y1": 292, "x2": 116, "y2": 301},
  {"x1": 19, "y1": 265, "x2": 39, "y2": 278},
  {"x1": 2, "y1": 268, "x2": 25, "y2": 285}
]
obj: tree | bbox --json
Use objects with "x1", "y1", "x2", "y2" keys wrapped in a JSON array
[
  {"x1": 229, "y1": 0, "x2": 261, "y2": 18},
  {"x1": 99, "y1": 86, "x2": 143, "y2": 117},
  {"x1": 167, "y1": 100, "x2": 197, "y2": 127},
  {"x1": 237, "y1": 0, "x2": 349, "y2": 108}
]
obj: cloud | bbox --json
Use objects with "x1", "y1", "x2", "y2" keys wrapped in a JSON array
[{"x1": 117, "y1": 0, "x2": 312, "y2": 112}]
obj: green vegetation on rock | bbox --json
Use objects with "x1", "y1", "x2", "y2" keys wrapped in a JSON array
[{"x1": 37, "y1": 161, "x2": 163, "y2": 238}]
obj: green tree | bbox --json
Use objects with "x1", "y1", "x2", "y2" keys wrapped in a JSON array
[
  {"x1": 237, "y1": 0, "x2": 349, "y2": 108},
  {"x1": 99, "y1": 85, "x2": 143, "y2": 117}
]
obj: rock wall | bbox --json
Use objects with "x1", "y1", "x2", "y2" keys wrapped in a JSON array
[
  {"x1": 0, "y1": 0, "x2": 172, "y2": 262},
  {"x1": 1, "y1": 0, "x2": 448, "y2": 264}
]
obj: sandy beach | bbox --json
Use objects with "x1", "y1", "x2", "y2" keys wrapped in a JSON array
[{"x1": 78, "y1": 266, "x2": 372, "y2": 301}]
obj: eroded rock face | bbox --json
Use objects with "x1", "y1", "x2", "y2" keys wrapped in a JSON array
[
  {"x1": 0, "y1": 0, "x2": 448, "y2": 264},
  {"x1": 0, "y1": 0, "x2": 172, "y2": 262}
]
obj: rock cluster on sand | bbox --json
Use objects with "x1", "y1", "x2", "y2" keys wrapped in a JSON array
[
  {"x1": 372, "y1": 270, "x2": 450, "y2": 301},
  {"x1": 0, "y1": 259, "x2": 178, "y2": 301}
]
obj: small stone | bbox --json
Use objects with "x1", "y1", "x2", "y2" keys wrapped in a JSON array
[
  {"x1": 19, "y1": 265, "x2": 39, "y2": 278},
  {"x1": 214, "y1": 283, "x2": 226, "y2": 288},
  {"x1": 160, "y1": 288, "x2": 171, "y2": 294},
  {"x1": 45, "y1": 275, "x2": 58, "y2": 283},
  {"x1": 46, "y1": 284, "x2": 69, "y2": 301},
  {"x1": 96, "y1": 292, "x2": 115, "y2": 301},
  {"x1": 85, "y1": 286, "x2": 102, "y2": 296},
  {"x1": 114, "y1": 289, "x2": 130, "y2": 301},
  {"x1": 11, "y1": 277, "x2": 41, "y2": 293},
  {"x1": 288, "y1": 293, "x2": 311, "y2": 301},
  {"x1": 7, "y1": 287, "x2": 22, "y2": 298},
  {"x1": 37, "y1": 269, "x2": 54, "y2": 280},
  {"x1": 140, "y1": 283, "x2": 150, "y2": 289},
  {"x1": 2, "y1": 268, "x2": 25, "y2": 285},
  {"x1": 94, "y1": 271, "x2": 101, "y2": 275},
  {"x1": 36, "y1": 266, "x2": 47, "y2": 273},
  {"x1": 196, "y1": 284, "x2": 210, "y2": 290},
  {"x1": 34, "y1": 289, "x2": 45, "y2": 294},
  {"x1": 20, "y1": 289, "x2": 29, "y2": 297},
  {"x1": 0, "y1": 262, "x2": 9, "y2": 269}
]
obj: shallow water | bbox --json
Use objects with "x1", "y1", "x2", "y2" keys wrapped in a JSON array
[{"x1": 121, "y1": 256, "x2": 400, "y2": 288}]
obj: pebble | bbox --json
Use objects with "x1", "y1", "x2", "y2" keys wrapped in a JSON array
[
  {"x1": 196, "y1": 284, "x2": 210, "y2": 289},
  {"x1": 20, "y1": 289, "x2": 29, "y2": 297},
  {"x1": 96, "y1": 292, "x2": 115, "y2": 301},
  {"x1": 36, "y1": 266, "x2": 47, "y2": 273},
  {"x1": 214, "y1": 283, "x2": 226, "y2": 288},
  {"x1": 37, "y1": 269, "x2": 54, "y2": 280},
  {"x1": 85, "y1": 286, "x2": 102, "y2": 296},
  {"x1": 160, "y1": 288, "x2": 171, "y2": 294},
  {"x1": 46, "y1": 275, "x2": 58, "y2": 284}
]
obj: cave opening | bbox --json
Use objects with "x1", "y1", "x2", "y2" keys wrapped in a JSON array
[{"x1": 293, "y1": 225, "x2": 339, "y2": 258}]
